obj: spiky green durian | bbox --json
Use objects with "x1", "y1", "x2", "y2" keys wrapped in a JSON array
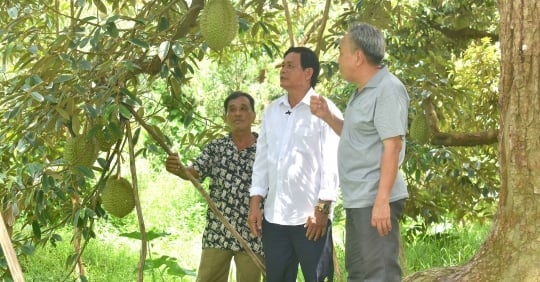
[
  {"x1": 64, "y1": 135, "x2": 99, "y2": 167},
  {"x1": 199, "y1": 0, "x2": 238, "y2": 50},
  {"x1": 410, "y1": 111, "x2": 431, "y2": 145},
  {"x1": 101, "y1": 177, "x2": 135, "y2": 218}
]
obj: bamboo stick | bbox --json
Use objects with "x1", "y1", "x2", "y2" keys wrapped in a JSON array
[{"x1": 0, "y1": 212, "x2": 24, "y2": 282}]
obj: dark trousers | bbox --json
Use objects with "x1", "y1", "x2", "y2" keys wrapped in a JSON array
[
  {"x1": 262, "y1": 219, "x2": 334, "y2": 282},
  {"x1": 345, "y1": 199, "x2": 405, "y2": 282}
]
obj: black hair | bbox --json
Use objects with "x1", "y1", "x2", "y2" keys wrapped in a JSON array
[
  {"x1": 223, "y1": 91, "x2": 255, "y2": 113},
  {"x1": 284, "y1": 47, "x2": 320, "y2": 87}
]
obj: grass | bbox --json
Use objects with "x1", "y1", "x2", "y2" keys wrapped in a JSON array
[
  {"x1": 14, "y1": 166, "x2": 492, "y2": 281},
  {"x1": 401, "y1": 219, "x2": 491, "y2": 276}
]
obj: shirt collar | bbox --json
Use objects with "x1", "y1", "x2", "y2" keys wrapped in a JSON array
[
  {"x1": 364, "y1": 65, "x2": 389, "y2": 89},
  {"x1": 278, "y1": 87, "x2": 317, "y2": 108}
]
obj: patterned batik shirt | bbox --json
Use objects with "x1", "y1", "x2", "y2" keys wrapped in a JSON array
[{"x1": 192, "y1": 133, "x2": 263, "y2": 255}]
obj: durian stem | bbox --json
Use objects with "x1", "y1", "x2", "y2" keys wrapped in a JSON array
[
  {"x1": 124, "y1": 104, "x2": 266, "y2": 274},
  {"x1": 126, "y1": 120, "x2": 147, "y2": 282}
]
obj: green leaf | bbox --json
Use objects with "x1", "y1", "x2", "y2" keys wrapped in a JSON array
[
  {"x1": 20, "y1": 243, "x2": 35, "y2": 255},
  {"x1": 53, "y1": 74, "x2": 73, "y2": 84},
  {"x1": 119, "y1": 104, "x2": 132, "y2": 119},
  {"x1": 32, "y1": 220, "x2": 41, "y2": 239},
  {"x1": 7, "y1": 7, "x2": 18, "y2": 19},
  {"x1": 171, "y1": 42, "x2": 184, "y2": 58},
  {"x1": 25, "y1": 162, "x2": 43, "y2": 178},
  {"x1": 28, "y1": 45, "x2": 38, "y2": 54},
  {"x1": 119, "y1": 230, "x2": 170, "y2": 241},
  {"x1": 94, "y1": 0, "x2": 108, "y2": 13},
  {"x1": 75, "y1": 165, "x2": 95, "y2": 178},
  {"x1": 30, "y1": 92, "x2": 44, "y2": 102},
  {"x1": 128, "y1": 38, "x2": 150, "y2": 49},
  {"x1": 85, "y1": 208, "x2": 97, "y2": 218},
  {"x1": 105, "y1": 22, "x2": 119, "y2": 37},
  {"x1": 158, "y1": 16, "x2": 169, "y2": 32},
  {"x1": 158, "y1": 41, "x2": 170, "y2": 62}
]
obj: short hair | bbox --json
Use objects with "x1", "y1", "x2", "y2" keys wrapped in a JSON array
[
  {"x1": 284, "y1": 47, "x2": 320, "y2": 87},
  {"x1": 223, "y1": 91, "x2": 255, "y2": 113},
  {"x1": 348, "y1": 22, "x2": 385, "y2": 65}
]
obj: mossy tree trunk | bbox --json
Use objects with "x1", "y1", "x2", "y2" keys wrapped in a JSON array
[{"x1": 405, "y1": 0, "x2": 540, "y2": 281}]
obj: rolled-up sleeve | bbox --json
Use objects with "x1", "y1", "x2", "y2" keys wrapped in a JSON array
[
  {"x1": 317, "y1": 103, "x2": 342, "y2": 202},
  {"x1": 250, "y1": 114, "x2": 269, "y2": 197}
]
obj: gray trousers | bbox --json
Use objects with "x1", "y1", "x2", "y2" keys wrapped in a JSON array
[{"x1": 345, "y1": 199, "x2": 405, "y2": 282}]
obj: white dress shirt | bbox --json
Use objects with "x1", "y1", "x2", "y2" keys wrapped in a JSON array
[{"x1": 250, "y1": 88, "x2": 342, "y2": 225}]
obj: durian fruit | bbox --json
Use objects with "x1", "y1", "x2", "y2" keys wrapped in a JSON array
[
  {"x1": 64, "y1": 135, "x2": 99, "y2": 167},
  {"x1": 199, "y1": 0, "x2": 238, "y2": 51},
  {"x1": 101, "y1": 177, "x2": 135, "y2": 218},
  {"x1": 410, "y1": 110, "x2": 430, "y2": 145},
  {"x1": 95, "y1": 119, "x2": 122, "y2": 151}
]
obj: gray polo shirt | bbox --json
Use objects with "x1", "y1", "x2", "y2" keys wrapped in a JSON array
[{"x1": 338, "y1": 66, "x2": 409, "y2": 208}]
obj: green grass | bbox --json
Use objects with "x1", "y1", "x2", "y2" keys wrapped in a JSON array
[
  {"x1": 401, "y1": 220, "x2": 491, "y2": 276},
  {"x1": 14, "y1": 166, "x2": 493, "y2": 281}
]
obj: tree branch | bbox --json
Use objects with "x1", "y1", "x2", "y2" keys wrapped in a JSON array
[
  {"x1": 314, "y1": 0, "x2": 331, "y2": 56},
  {"x1": 173, "y1": 0, "x2": 204, "y2": 40},
  {"x1": 126, "y1": 121, "x2": 147, "y2": 282},
  {"x1": 282, "y1": 0, "x2": 295, "y2": 47},
  {"x1": 430, "y1": 21, "x2": 499, "y2": 42},
  {"x1": 423, "y1": 98, "x2": 499, "y2": 146}
]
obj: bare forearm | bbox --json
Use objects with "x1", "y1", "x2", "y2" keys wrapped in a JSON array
[
  {"x1": 376, "y1": 137, "x2": 402, "y2": 202},
  {"x1": 177, "y1": 167, "x2": 199, "y2": 180},
  {"x1": 324, "y1": 114, "x2": 344, "y2": 136}
]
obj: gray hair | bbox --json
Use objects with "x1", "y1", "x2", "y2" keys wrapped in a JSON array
[{"x1": 348, "y1": 22, "x2": 385, "y2": 65}]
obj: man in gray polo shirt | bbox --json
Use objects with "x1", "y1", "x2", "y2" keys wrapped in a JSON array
[{"x1": 310, "y1": 22, "x2": 409, "y2": 281}]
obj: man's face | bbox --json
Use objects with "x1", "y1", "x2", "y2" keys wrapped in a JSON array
[
  {"x1": 279, "y1": 52, "x2": 312, "y2": 90},
  {"x1": 225, "y1": 96, "x2": 255, "y2": 131},
  {"x1": 338, "y1": 34, "x2": 358, "y2": 82}
]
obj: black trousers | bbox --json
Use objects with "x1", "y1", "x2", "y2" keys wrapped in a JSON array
[{"x1": 262, "y1": 219, "x2": 334, "y2": 282}]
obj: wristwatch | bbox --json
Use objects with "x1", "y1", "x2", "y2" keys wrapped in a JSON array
[{"x1": 316, "y1": 202, "x2": 331, "y2": 215}]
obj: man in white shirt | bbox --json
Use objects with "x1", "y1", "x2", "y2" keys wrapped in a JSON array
[{"x1": 248, "y1": 47, "x2": 342, "y2": 282}]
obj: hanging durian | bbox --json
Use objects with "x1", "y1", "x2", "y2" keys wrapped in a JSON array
[
  {"x1": 410, "y1": 110, "x2": 430, "y2": 145},
  {"x1": 199, "y1": 0, "x2": 238, "y2": 50},
  {"x1": 64, "y1": 134, "x2": 99, "y2": 167},
  {"x1": 101, "y1": 177, "x2": 135, "y2": 218}
]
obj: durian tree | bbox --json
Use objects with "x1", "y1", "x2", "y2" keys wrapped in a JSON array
[
  {"x1": 1, "y1": 0, "x2": 538, "y2": 280},
  {"x1": 405, "y1": 0, "x2": 540, "y2": 280}
]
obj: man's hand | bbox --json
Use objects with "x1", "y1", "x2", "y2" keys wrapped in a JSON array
[
  {"x1": 165, "y1": 153, "x2": 182, "y2": 175},
  {"x1": 310, "y1": 95, "x2": 331, "y2": 120},
  {"x1": 305, "y1": 210, "x2": 328, "y2": 241},
  {"x1": 371, "y1": 200, "x2": 391, "y2": 236},
  {"x1": 248, "y1": 196, "x2": 263, "y2": 237}
]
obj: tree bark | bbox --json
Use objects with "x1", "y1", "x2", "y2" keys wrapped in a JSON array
[{"x1": 405, "y1": 0, "x2": 540, "y2": 280}]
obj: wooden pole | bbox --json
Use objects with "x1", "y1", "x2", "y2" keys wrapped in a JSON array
[{"x1": 0, "y1": 212, "x2": 24, "y2": 282}]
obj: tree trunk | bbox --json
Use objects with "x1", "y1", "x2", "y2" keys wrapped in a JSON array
[{"x1": 405, "y1": 1, "x2": 540, "y2": 281}]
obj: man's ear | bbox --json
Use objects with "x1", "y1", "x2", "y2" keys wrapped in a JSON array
[
  {"x1": 304, "y1": 67, "x2": 314, "y2": 82},
  {"x1": 355, "y1": 49, "x2": 365, "y2": 66}
]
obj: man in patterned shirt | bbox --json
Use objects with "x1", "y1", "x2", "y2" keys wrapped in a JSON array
[{"x1": 166, "y1": 91, "x2": 263, "y2": 282}]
